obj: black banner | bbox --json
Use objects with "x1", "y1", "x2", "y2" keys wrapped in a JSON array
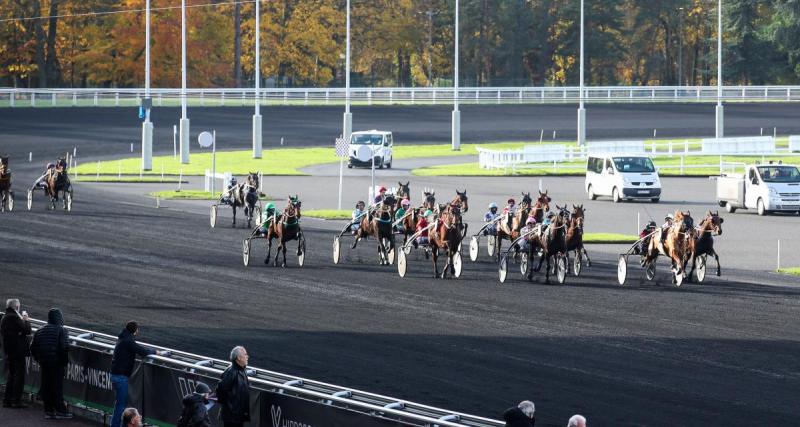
[{"x1": 258, "y1": 391, "x2": 414, "y2": 427}]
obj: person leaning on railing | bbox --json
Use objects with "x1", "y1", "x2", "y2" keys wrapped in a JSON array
[
  {"x1": 1, "y1": 298, "x2": 32, "y2": 409},
  {"x1": 30, "y1": 308, "x2": 72, "y2": 419},
  {"x1": 503, "y1": 400, "x2": 536, "y2": 426}
]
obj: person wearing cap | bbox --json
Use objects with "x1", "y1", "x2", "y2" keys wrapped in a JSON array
[
  {"x1": 503, "y1": 400, "x2": 536, "y2": 426},
  {"x1": 660, "y1": 213, "x2": 674, "y2": 242},
  {"x1": 220, "y1": 177, "x2": 238, "y2": 204},
  {"x1": 504, "y1": 198, "x2": 517, "y2": 228},
  {"x1": 415, "y1": 209, "x2": 434, "y2": 247},
  {"x1": 635, "y1": 220, "x2": 658, "y2": 255},
  {"x1": 257, "y1": 203, "x2": 277, "y2": 236},
  {"x1": 373, "y1": 186, "x2": 388, "y2": 205},
  {"x1": 519, "y1": 215, "x2": 538, "y2": 249},
  {"x1": 394, "y1": 199, "x2": 411, "y2": 232},
  {"x1": 351, "y1": 201, "x2": 366, "y2": 234},
  {"x1": 1, "y1": 298, "x2": 32, "y2": 409},
  {"x1": 177, "y1": 382, "x2": 213, "y2": 427},
  {"x1": 33, "y1": 162, "x2": 57, "y2": 189},
  {"x1": 30, "y1": 308, "x2": 72, "y2": 419},
  {"x1": 484, "y1": 202, "x2": 500, "y2": 235}
]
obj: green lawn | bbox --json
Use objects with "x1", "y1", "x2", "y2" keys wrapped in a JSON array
[
  {"x1": 74, "y1": 176, "x2": 184, "y2": 183},
  {"x1": 583, "y1": 233, "x2": 638, "y2": 244},
  {"x1": 150, "y1": 190, "x2": 221, "y2": 200},
  {"x1": 302, "y1": 209, "x2": 351, "y2": 220},
  {"x1": 777, "y1": 267, "x2": 800, "y2": 276}
]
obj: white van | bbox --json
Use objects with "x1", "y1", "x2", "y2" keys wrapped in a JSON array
[
  {"x1": 716, "y1": 162, "x2": 800, "y2": 215},
  {"x1": 348, "y1": 130, "x2": 393, "y2": 169},
  {"x1": 585, "y1": 155, "x2": 661, "y2": 203}
]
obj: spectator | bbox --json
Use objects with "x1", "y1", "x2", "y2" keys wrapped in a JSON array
[
  {"x1": 1, "y1": 298, "x2": 32, "y2": 408},
  {"x1": 110, "y1": 321, "x2": 167, "y2": 427},
  {"x1": 30, "y1": 308, "x2": 72, "y2": 419},
  {"x1": 216, "y1": 346, "x2": 251, "y2": 427},
  {"x1": 503, "y1": 400, "x2": 536, "y2": 427},
  {"x1": 178, "y1": 381, "x2": 213, "y2": 427},
  {"x1": 567, "y1": 414, "x2": 587, "y2": 427},
  {"x1": 122, "y1": 407, "x2": 143, "y2": 427}
]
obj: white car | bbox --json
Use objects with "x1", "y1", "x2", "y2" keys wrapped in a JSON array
[
  {"x1": 717, "y1": 163, "x2": 800, "y2": 215},
  {"x1": 585, "y1": 155, "x2": 662, "y2": 203},
  {"x1": 348, "y1": 130, "x2": 393, "y2": 169}
]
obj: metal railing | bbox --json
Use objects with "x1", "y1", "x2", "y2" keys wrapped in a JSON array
[
  {"x1": 2, "y1": 85, "x2": 800, "y2": 107},
  {"x1": 28, "y1": 318, "x2": 503, "y2": 427}
]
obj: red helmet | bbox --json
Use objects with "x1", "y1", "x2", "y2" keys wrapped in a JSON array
[
  {"x1": 378, "y1": 186, "x2": 387, "y2": 193},
  {"x1": 507, "y1": 198, "x2": 515, "y2": 204}
]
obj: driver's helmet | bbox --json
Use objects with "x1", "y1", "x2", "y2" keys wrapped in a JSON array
[
  {"x1": 229, "y1": 177, "x2": 237, "y2": 186},
  {"x1": 423, "y1": 209, "x2": 434, "y2": 219},
  {"x1": 401, "y1": 199, "x2": 411, "y2": 208},
  {"x1": 507, "y1": 198, "x2": 515, "y2": 205},
  {"x1": 488, "y1": 202, "x2": 498, "y2": 209},
  {"x1": 526, "y1": 216, "x2": 536, "y2": 225},
  {"x1": 378, "y1": 186, "x2": 387, "y2": 193},
  {"x1": 356, "y1": 201, "x2": 365, "y2": 209},
  {"x1": 546, "y1": 211, "x2": 556, "y2": 218},
  {"x1": 647, "y1": 220, "x2": 657, "y2": 229},
  {"x1": 665, "y1": 213, "x2": 674, "y2": 221},
  {"x1": 46, "y1": 162, "x2": 55, "y2": 169},
  {"x1": 265, "y1": 202, "x2": 275, "y2": 212}
]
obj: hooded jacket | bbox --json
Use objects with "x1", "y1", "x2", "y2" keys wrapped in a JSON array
[
  {"x1": 0, "y1": 307, "x2": 32, "y2": 358},
  {"x1": 177, "y1": 393, "x2": 212, "y2": 427},
  {"x1": 110, "y1": 328, "x2": 154, "y2": 377},
  {"x1": 216, "y1": 362, "x2": 250, "y2": 423},
  {"x1": 503, "y1": 406, "x2": 535, "y2": 427},
  {"x1": 30, "y1": 308, "x2": 69, "y2": 366}
]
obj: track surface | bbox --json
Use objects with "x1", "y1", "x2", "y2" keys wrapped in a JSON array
[{"x1": 1, "y1": 105, "x2": 800, "y2": 426}]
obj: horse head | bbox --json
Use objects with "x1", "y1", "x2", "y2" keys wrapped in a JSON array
[
  {"x1": 571, "y1": 204, "x2": 585, "y2": 228},
  {"x1": 246, "y1": 172, "x2": 259, "y2": 192},
  {"x1": 521, "y1": 192, "x2": 532, "y2": 208},
  {"x1": 454, "y1": 189, "x2": 468, "y2": 213},
  {"x1": 536, "y1": 191, "x2": 551, "y2": 211},
  {"x1": 397, "y1": 181, "x2": 410, "y2": 200},
  {"x1": 705, "y1": 210, "x2": 723, "y2": 235}
]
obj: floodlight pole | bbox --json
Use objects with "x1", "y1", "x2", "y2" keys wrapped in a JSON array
[
  {"x1": 715, "y1": 0, "x2": 724, "y2": 139},
  {"x1": 451, "y1": 0, "x2": 460, "y2": 151},
  {"x1": 343, "y1": 0, "x2": 352, "y2": 146},
  {"x1": 141, "y1": 0, "x2": 153, "y2": 171},
  {"x1": 179, "y1": 0, "x2": 190, "y2": 164},
  {"x1": 577, "y1": 0, "x2": 586, "y2": 147},
  {"x1": 252, "y1": 0, "x2": 262, "y2": 158}
]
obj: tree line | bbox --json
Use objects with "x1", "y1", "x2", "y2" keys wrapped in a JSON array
[{"x1": 2, "y1": 0, "x2": 800, "y2": 89}]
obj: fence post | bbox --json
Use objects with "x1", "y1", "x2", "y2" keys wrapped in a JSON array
[
  {"x1": 52, "y1": 92, "x2": 56, "y2": 106},
  {"x1": 221, "y1": 91, "x2": 225, "y2": 106},
  {"x1": 93, "y1": 92, "x2": 98, "y2": 106},
  {"x1": 305, "y1": 91, "x2": 309, "y2": 106},
  {"x1": 31, "y1": 92, "x2": 36, "y2": 107},
  {"x1": 72, "y1": 92, "x2": 77, "y2": 106},
  {"x1": 684, "y1": 140, "x2": 689, "y2": 154},
  {"x1": 680, "y1": 156, "x2": 684, "y2": 175},
  {"x1": 10, "y1": 92, "x2": 14, "y2": 107},
  {"x1": 325, "y1": 91, "x2": 329, "y2": 105},
  {"x1": 200, "y1": 91, "x2": 205, "y2": 106},
  {"x1": 283, "y1": 91, "x2": 288, "y2": 105}
]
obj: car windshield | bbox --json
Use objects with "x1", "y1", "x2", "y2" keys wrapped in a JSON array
[
  {"x1": 613, "y1": 157, "x2": 655, "y2": 173},
  {"x1": 758, "y1": 166, "x2": 800, "y2": 183},
  {"x1": 351, "y1": 134, "x2": 383, "y2": 145}
]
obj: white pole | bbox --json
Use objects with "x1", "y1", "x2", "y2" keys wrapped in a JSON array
[
  {"x1": 252, "y1": 0, "x2": 262, "y2": 158},
  {"x1": 179, "y1": 0, "x2": 190, "y2": 163},
  {"x1": 715, "y1": 0, "x2": 724, "y2": 139},
  {"x1": 211, "y1": 130, "x2": 216, "y2": 197},
  {"x1": 451, "y1": 0, "x2": 461, "y2": 150},
  {"x1": 173, "y1": 124, "x2": 177, "y2": 157},
  {"x1": 338, "y1": 156, "x2": 344, "y2": 210},
  {"x1": 370, "y1": 147, "x2": 375, "y2": 204},
  {"x1": 342, "y1": 0, "x2": 352, "y2": 145},
  {"x1": 777, "y1": 239, "x2": 781, "y2": 271},
  {"x1": 577, "y1": 0, "x2": 586, "y2": 146},
  {"x1": 141, "y1": 0, "x2": 153, "y2": 171}
]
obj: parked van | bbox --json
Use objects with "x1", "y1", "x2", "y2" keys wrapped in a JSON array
[
  {"x1": 716, "y1": 162, "x2": 800, "y2": 215},
  {"x1": 348, "y1": 130, "x2": 393, "y2": 169},
  {"x1": 585, "y1": 155, "x2": 661, "y2": 203}
]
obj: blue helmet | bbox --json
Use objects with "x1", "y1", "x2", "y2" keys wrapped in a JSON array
[
  {"x1": 488, "y1": 202, "x2": 498, "y2": 209},
  {"x1": 46, "y1": 162, "x2": 55, "y2": 169}
]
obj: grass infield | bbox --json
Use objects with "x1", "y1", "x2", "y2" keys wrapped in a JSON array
[
  {"x1": 777, "y1": 267, "x2": 800, "y2": 276},
  {"x1": 302, "y1": 209, "x2": 351, "y2": 220},
  {"x1": 582, "y1": 233, "x2": 639, "y2": 244}
]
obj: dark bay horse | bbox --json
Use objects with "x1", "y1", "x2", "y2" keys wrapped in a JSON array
[
  {"x1": 430, "y1": 204, "x2": 463, "y2": 279},
  {"x1": 265, "y1": 196, "x2": 302, "y2": 267},
  {"x1": 444, "y1": 190, "x2": 469, "y2": 238},
  {"x1": 229, "y1": 172, "x2": 260, "y2": 228},
  {"x1": 496, "y1": 192, "x2": 532, "y2": 258},
  {"x1": 45, "y1": 157, "x2": 70, "y2": 210},
  {"x1": 353, "y1": 195, "x2": 396, "y2": 265},
  {"x1": 0, "y1": 156, "x2": 11, "y2": 212},
  {"x1": 394, "y1": 181, "x2": 410, "y2": 208},
  {"x1": 565, "y1": 204, "x2": 592, "y2": 268},
  {"x1": 534, "y1": 206, "x2": 567, "y2": 283},
  {"x1": 687, "y1": 211, "x2": 723, "y2": 281}
]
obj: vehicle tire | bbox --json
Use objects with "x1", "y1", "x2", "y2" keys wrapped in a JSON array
[
  {"x1": 397, "y1": 250, "x2": 407, "y2": 278},
  {"x1": 645, "y1": 262, "x2": 656, "y2": 281},
  {"x1": 498, "y1": 255, "x2": 508, "y2": 284},
  {"x1": 573, "y1": 252, "x2": 582, "y2": 277},
  {"x1": 724, "y1": 202, "x2": 736, "y2": 214},
  {"x1": 469, "y1": 236, "x2": 479, "y2": 261},
  {"x1": 587, "y1": 185, "x2": 597, "y2": 200},
  {"x1": 617, "y1": 255, "x2": 627, "y2": 285},
  {"x1": 651, "y1": 198, "x2": 660, "y2": 203},
  {"x1": 332, "y1": 236, "x2": 341, "y2": 264},
  {"x1": 386, "y1": 161, "x2": 392, "y2": 169},
  {"x1": 556, "y1": 256, "x2": 567, "y2": 284},
  {"x1": 696, "y1": 255, "x2": 707, "y2": 283},
  {"x1": 378, "y1": 158, "x2": 384, "y2": 169},
  {"x1": 242, "y1": 239, "x2": 251, "y2": 267},
  {"x1": 347, "y1": 164, "x2": 353, "y2": 169},
  {"x1": 757, "y1": 198, "x2": 767, "y2": 216},
  {"x1": 612, "y1": 187, "x2": 621, "y2": 203}
]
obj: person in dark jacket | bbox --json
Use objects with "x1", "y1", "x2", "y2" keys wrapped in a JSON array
[
  {"x1": 1, "y1": 298, "x2": 32, "y2": 408},
  {"x1": 110, "y1": 321, "x2": 167, "y2": 427},
  {"x1": 178, "y1": 381, "x2": 213, "y2": 427},
  {"x1": 216, "y1": 346, "x2": 250, "y2": 427},
  {"x1": 503, "y1": 400, "x2": 536, "y2": 427},
  {"x1": 30, "y1": 308, "x2": 72, "y2": 419}
]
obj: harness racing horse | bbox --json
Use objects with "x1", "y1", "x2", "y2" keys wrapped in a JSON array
[
  {"x1": 644, "y1": 210, "x2": 693, "y2": 284},
  {"x1": 394, "y1": 181, "x2": 411, "y2": 208},
  {"x1": 534, "y1": 207, "x2": 568, "y2": 283},
  {"x1": 265, "y1": 196, "x2": 303, "y2": 267},
  {"x1": 445, "y1": 190, "x2": 469, "y2": 238},
  {"x1": 0, "y1": 156, "x2": 11, "y2": 212},
  {"x1": 565, "y1": 204, "x2": 592, "y2": 270},
  {"x1": 229, "y1": 172, "x2": 261, "y2": 228},
  {"x1": 45, "y1": 157, "x2": 71, "y2": 210},
  {"x1": 352, "y1": 195, "x2": 396, "y2": 265},
  {"x1": 686, "y1": 211, "x2": 723, "y2": 282},
  {"x1": 430, "y1": 204, "x2": 464, "y2": 279},
  {"x1": 496, "y1": 192, "x2": 532, "y2": 258}
]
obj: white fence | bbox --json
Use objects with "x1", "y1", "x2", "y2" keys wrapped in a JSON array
[
  {"x1": 701, "y1": 136, "x2": 775, "y2": 154},
  {"x1": 790, "y1": 135, "x2": 800, "y2": 152},
  {"x1": 586, "y1": 140, "x2": 645, "y2": 155},
  {"x1": 204, "y1": 170, "x2": 231, "y2": 193},
  {"x1": 3, "y1": 85, "x2": 800, "y2": 107}
]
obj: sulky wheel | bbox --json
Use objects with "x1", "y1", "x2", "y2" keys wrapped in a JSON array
[
  {"x1": 210, "y1": 205, "x2": 218, "y2": 228},
  {"x1": 332, "y1": 236, "x2": 342, "y2": 264},
  {"x1": 64, "y1": 190, "x2": 73, "y2": 212},
  {"x1": 573, "y1": 251, "x2": 582, "y2": 277},
  {"x1": 498, "y1": 255, "x2": 508, "y2": 284},
  {"x1": 617, "y1": 255, "x2": 628, "y2": 286},
  {"x1": 520, "y1": 252, "x2": 529, "y2": 276},
  {"x1": 673, "y1": 268, "x2": 684, "y2": 287},
  {"x1": 487, "y1": 235, "x2": 496, "y2": 257},
  {"x1": 27, "y1": 189, "x2": 33, "y2": 211},
  {"x1": 242, "y1": 239, "x2": 251, "y2": 267},
  {"x1": 556, "y1": 255, "x2": 567, "y2": 284},
  {"x1": 298, "y1": 235, "x2": 306, "y2": 267},
  {"x1": 397, "y1": 249, "x2": 408, "y2": 277},
  {"x1": 7, "y1": 192, "x2": 13, "y2": 212},
  {"x1": 453, "y1": 251, "x2": 463, "y2": 278},
  {"x1": 645, "y1": 262, "x2": 656, "y2": 281},
  {"x1": 696, "y1": 255, "x2": 707, "y2": 283},
  {"x1": 469, "y1": 236, "x2": 479, "y2": 261}
]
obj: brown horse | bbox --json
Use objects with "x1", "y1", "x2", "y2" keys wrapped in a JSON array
[
  {"x1": 264, "y1": 196, "x2": 303, "y2": 267},
  {"x1": 430, "y1": 204, "x2": 463, "y2": 278},
  {"x1": 394, "y1": 181, "x2": 410, "y2": 209},
  {"x1": 443, "y1": 190, "x2": 469, "y2": 237},
  {"x1": 228, "y1": 172, "x2": 261, "y2": 228},
  {"x1": 45, "y1": 158, "x2": 71, "y2": 210},
  {"x1": 565, "y1": 204, "x2": 592, "y2": 268},
  {"x1": 686, "y1": 211, "x2": 723, "y2": 281},
  {"x1": 496, "y1": 192, "x2": 532, "y2": 257},
  {"x1": 644, "y1": 210, "x2": 693, "y2": 283},
  {"x1": 352, "y1": 195, "x2": 396, "y2": 265},
  {"x1": 0, "y1": 156, "x2": 11, "y2": 212},
  {"x1": 534, "y1": 206, "x2": 568, "y2": 283}
]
